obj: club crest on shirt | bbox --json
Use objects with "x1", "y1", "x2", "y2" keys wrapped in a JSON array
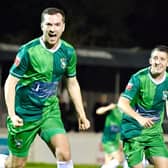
[
  {"x1": 14, "y1": 56, "x2": 20, "y2": 67},
  {"x1": 163, "y1": 90, "x2": 168, "y2": 100},
  {"x1": 126, "y1": 82, "x2": 133, "y2": 90},
  {"x1": 60, "y1": 58, "x2": 66, "y2": 69},
  {"x1": 14, "y1": 138, "x2": 23, "y2": 149}
]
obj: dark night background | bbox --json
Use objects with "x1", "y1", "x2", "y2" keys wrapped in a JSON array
[
  {"x1": 0, "y1": 0, "x2": 168, "y2": 49},
  {"x1": 1, "y1": 0, "x2": 168, "y2": 132}
]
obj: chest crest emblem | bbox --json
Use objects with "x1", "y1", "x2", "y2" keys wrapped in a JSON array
[{"x1": 60, "y1": 58, "x2": 66, "y2": 69}]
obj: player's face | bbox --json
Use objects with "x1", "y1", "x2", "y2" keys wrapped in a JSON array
[
  {"x1": 41, "y1": 13, "x2": 65, "y2": 49},
  {"x1": 149, "y1": 50, "x2": 168, "y2": 76}
]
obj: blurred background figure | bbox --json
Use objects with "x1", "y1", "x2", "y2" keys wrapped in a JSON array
[
  {"x1": 96, "y1": 103, "x2": 128, "y2": 168},
  {"x1": 92, "y1": 94, "x2": 109, "y2": 132}
]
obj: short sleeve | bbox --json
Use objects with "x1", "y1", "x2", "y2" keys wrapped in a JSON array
[
  {"x1": 10, "y1": 47, "x2": 29, "y2": 78},
  {"x1": 121, "y1": 74, "x2": 140, "y2": 101},
  {"x1": 66, "y1": 48, "x2": 77, "y2": 77}
]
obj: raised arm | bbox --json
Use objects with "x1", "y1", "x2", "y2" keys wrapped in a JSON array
[{"x1": 96, "y1": 103, "x2": 116, "y2": 115}]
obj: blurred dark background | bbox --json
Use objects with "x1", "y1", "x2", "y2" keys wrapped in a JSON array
[
  {"x1": 0, "y1": 0, "x2": 168, "y2": 49},
  {"x1": 1, "y1": 0, "x2": 168, "y2": 131}
]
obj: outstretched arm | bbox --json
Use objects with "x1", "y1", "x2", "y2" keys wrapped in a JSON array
[
  {"x1": 66, "y1": 76, "x2": 90, "y2": 130},
  {"x1": 96, "y1": 103, "x2": 116, "y2": 115}
]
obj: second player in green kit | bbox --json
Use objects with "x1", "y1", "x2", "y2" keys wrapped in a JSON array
[{"x1": 118, "y1": 45, "x2": 168, "y2": 168}]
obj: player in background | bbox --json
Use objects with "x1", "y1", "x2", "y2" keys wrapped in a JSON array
[
  {"x1": 118, "y1": 45, "x2": 168, "y2": 168},
  {"x1": 0, "y1": 7, "x2": 90, "y2": 168},
  {"x1": 96, "y1": 103, "x2": 129, "y2": 168}
]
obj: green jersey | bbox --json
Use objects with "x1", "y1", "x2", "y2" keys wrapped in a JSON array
[
  {"x1": 10, "y1": 37, "x2": 77, "y2": 122},
  {"x1": 102, "y1": 107, "x2": 122, "y2": 143},
  {"x1": 121, "y1": 67, "x2": 168, "y2": 139},
  {"x1": 101, "y1": 107, "x2": 122, "y2": 153}
]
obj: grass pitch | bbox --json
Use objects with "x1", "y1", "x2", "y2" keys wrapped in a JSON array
[
  {"x1": 26, "y1": 163, "x2": 154, "y2": 168},
  {"x1": 26, "y1": 163, "x2": 99, "y2": 168}
]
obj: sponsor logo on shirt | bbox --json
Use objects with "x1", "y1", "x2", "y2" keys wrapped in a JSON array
[
  {"x1": 14, "y1": 56, "x2": 20, "y2": 67},
  {"x1": 126, "y1": 82, "x2": 133, "y2": 90}
]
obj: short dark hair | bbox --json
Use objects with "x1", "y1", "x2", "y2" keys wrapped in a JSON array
[
  {"x1": 41, "y1": 7, "x2": 65, "y2": 23},
  {"x1": 152, "y1": 45, "x2": 168, "y2": 54}
]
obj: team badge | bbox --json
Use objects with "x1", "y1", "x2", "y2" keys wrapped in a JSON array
[
  {"x1": 14, "y1": 138, "x2": 23, "y2": 149},
  {"x1": 60, "y1": 58, "x2": 66, "y2": 69}
]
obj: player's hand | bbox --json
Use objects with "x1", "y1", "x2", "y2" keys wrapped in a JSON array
[
  {"x1": 78, "y1": 117, "x2": 90, "y2": 130},
  {"x1": 10, "y1": 115, "x2": 24, "y2": 127},
  {"x1": 136, "y1": 116, "x2": 154, "y2": 128},
  {"x1": 96, "y1": 107, "x2": 106, "y2": 115}
]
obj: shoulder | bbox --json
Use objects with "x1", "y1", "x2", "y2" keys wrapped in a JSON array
[
  {"x1": 61, "y1": 39, "x2": 75, "y2": 49},
  {"x1": 60, "y1": 40, "x2": 76, "y2": 56},
  {"x1": 132, "y1": 67, "x2": 149, "y2": 79},
  {"x1": 18, "y1": 38, "x2": 40, "y2": 52}
]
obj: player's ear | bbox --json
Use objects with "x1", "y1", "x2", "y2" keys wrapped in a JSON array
[
  {"x1": 40, "y1": 23, "x2": 44, "y2": 31},
  {"x1": 166, "y1": 62, "x2": 168, "y2": 67},
  {"x1": 165, "y1": 55, "x2": 168, "y2": 67},
  {"x1": 62, "y1": 23, "x2": 65, "y2": 32},
  {"x1": 149, "y1": 57, "x2": 152, "y2": 65}
]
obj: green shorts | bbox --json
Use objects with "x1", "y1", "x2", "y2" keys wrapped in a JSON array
[
  {"x1": 102, "y1": 139, "x2": 120, "y2": 154},
  {"x1": 102, "y1": 127, "x2": 121, "y2": 154},
  {"x1": 7, "y1": 114, "x2": 66, "y2": 157},
  {"x1": 124, "y1": 133, "x2": 168, "y2": 167}
]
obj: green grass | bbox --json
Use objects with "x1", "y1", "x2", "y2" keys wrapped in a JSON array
[
  {"x1": 26, "y1": 163, "x2": 99, "y2": 168},
  {"x1": 26, "y1": 163, "x2": 154, "y2": 168}
]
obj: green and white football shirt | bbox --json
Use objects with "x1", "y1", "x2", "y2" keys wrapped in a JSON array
[
  {"x1": 121, "y1": 67, "x2": 168, "y2": 139},
  {"x1": 10, "y1": 37, "x2": 77, "y2": 121}
]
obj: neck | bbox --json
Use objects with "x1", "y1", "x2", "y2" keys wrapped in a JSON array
[
  {"x1": 42, "y1": 37, "x2": 59, "y2": 50},
  {"x1": 150, "y1": 70, "x2": 165, "y2": 82}
]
